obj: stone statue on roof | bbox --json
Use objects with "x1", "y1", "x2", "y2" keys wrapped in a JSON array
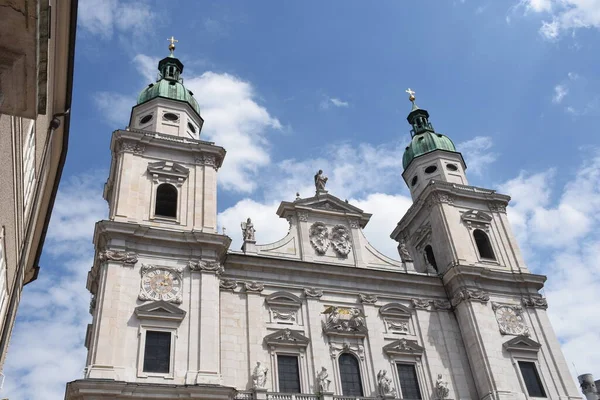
[{"x1": 314, "y1": 170, "x2": 328, "y2": 194}]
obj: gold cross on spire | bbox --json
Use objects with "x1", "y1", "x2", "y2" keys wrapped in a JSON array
[
  {"x1": 405, "y1": 88, "x2": 416, "y2": 103},
  {"x1": 167, "y1": 36, "x2": 178, "y2": 55}
]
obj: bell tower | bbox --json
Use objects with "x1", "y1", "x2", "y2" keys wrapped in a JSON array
[
  {"x1": 66, "y1": 40, "x2": 234, "y2": 399},
  {"x1": 391, "y1": 90, "x2": 580, "y2": 400}
]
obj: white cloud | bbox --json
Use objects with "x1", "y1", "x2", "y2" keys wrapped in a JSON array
[
  {"x1": 320, "y1": 96, "x2": 350, "y2": 110},
  {"x1": 92, "y1": 91, "x2": 135, "y2": 128},
  {"x1": 78, "y1": 0, "x2": 157, "y2": 39},
  {"x1": 2, "y1": 172, "x2": 107, "y2": 399},
  {"x1": 553, "y1": 84, "x2": 568, "y2": 103},
  {"x1": 519, "y1": 0, "x2": 600, "y2": 39},
  {"x1": 133, "y1": 54, "x2": 160, "y2": 83},
  {"x1": 457, "y1": 136, "x2": 497, "y2": 176}
]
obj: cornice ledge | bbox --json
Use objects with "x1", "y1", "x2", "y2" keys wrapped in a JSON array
[
  {"x1": 391, "y1": 180, "x2": 511, "y2": 240},
  {"x1": 66, "y1": 379, "x2": 238, "y2": 397},
  {"x1": 94, "y1": 220, "x2": 232, "y2": 252},
  {"x1": 442, "y1": 264, "x2": 546, "y2": 291}
]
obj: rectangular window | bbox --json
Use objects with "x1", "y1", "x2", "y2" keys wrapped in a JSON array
[
  {"x1": 143, "y1": 330, "x2": 171, "y2": 373},
  {"x1": 23, "y1": 121, "x2": 36, "y2": 211},
  {"x1": 518, "y1": 361, "x2": 546, "y2": 398},
  {"x1": 277, "y1": 355, "x2": 300, "y2": 393},
  {"x1": 397, "y1": 363, "x2": 422, "y2": 399}
]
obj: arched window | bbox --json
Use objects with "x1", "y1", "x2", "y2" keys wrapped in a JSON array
[
  {"x1": 155, "y1": 183, "x2": 178, "y2": 218},
  {"x1": 424, "y1": 245, "x2": 438, "y2": 272},
  {"x1": 339, "y1": 353, "x2": 363, "y2": 396},
  {"x1": 473, "y1": 229, "x2": 495, "y2": 260}
]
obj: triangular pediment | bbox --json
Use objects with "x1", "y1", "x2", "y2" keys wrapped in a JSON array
[
  {"x1": 461, "y1": 209, "x2": 492, "y2": 224},
  {"x1": 147, "y1": 161, "x2": 189, "y2": 177},
  {"x1": 503, "y1": 336, "x2": 541, "y2": 353},
  {"x1": 264, "y1": 329, "x2": 310, "y2": 347},
  {"x1": 383, "y1": 339, "x2": 424, "y2": 356},
  {"x1": 135, "y1": 300, "x2": 186, "y2": 322}
]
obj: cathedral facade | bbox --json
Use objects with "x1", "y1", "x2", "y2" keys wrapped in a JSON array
[{"x1": 64, "y1": 46, "x2": 581, "y2": 400}]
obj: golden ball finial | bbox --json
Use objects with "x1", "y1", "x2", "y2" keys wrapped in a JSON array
[
  {"x1": 405, "y1": 88, "x2": 416, "y2": 103},
  {"x1": 167, "y1": 36, "x2": 179, "y2": 55}
]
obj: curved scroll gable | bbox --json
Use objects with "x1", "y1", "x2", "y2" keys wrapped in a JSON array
[{"x1": 265, "y1": 291, "x2": 302, "y2": 308}]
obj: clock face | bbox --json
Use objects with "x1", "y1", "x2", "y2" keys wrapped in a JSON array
[
  {"x1": 495, "y1": 306, "x2": 527, "y2": 335},
  {"x1": 141, "y1": 268, "x2": 181, "y2": 303}
]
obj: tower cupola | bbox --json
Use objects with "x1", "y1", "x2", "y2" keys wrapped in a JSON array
[
  {"x1": 130, "y1": 37, "x2": 204, "y2": 138},
  {"x1": 401, "y1": 89, "x2": 468, "y2": 200}
]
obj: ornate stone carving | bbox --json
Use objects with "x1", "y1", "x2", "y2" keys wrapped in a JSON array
[
  {"x1": 298, "y1": 212, "x2": 308, "y2": 222},
  {"x1": 272, "y1": 309, "x2": 296, "y2": 323},
  {"x1": 245, "y1": 281, "x2": 264, "y2": 292},
  {"x1": 330, "y1": 225, "x2": 352, "y2": 257},
  {"x1": 493, "y1": 303, "x2": 530, "y2": 336},
  {"x1": 461, "y1": 209, "x2": 492, "y2": 232},
  {"x1": 433, "y1": 299, "x2": 452, "y2": 310},
  {"x1": 349, "y1": 219, "x2": 360, "y2": 229},
  {"x1": 89, "y1": 295, "x2": 97, "y2": 314},
  {"x1": 264, "y1": 329, "x2": 310, "y2": 347},
  {"x1": 194, "y1": 153, "x2": 217, "y2": 168},
  {"x1": 119, "y1": 141, "x2": 145, "y2": 154},
  {"x1": 428, "y1": 192, "x2": 454, "y2": 207},
  {"x1": 411, "y1": 298, "x2": 431, "y2": 310},
  {"x1": 304, "y1": 287, "x2": 323, "y2": 298},
  {"x1": 188, "y1": 260, "x2": 224, "y2": 275},
  {"x1": 317, "y1": 367, "x2": 331, "y2": 393},
  {"x1": 382, "y1": 338, "x2": 424, "y2": 356},
  {"x1": 359, "y1": 293, "x2": 378, "y2": 304},
  {"x1": 138, "y1": 264, "x2": 183, "y2": 304},
  {"x1": 579, "y1": 374, "x2": 598, "y2": 398},
  {"x1": 309, "y1": 222, "x2": 330, "y2": 255},
  {"x1": 451, "y1": 288, "x2": 490, "y2": 307},
  {"x1": 398, "y1": 240, "x2": 413, "y2": 262},
  {"x1": 435, "y1": 374, "x2": 450, "y2": 400},
  {"x1": 377, "y1": 370, "x2": 397, "y2": 397},
  {"x1": 522, "y1": 295, "x2": 548, "y2": 309},
  {"x1": 251, "y1": 362, "x2": 268, "y2": 389},
  {"x1": 241, "y1": 218, "x2": 256, "y2": 242},
  {"x1": 322, "y1": 306, "x2": 367, "y2": 335},
  {"x1": 329, "y1": 342, "x2": 365, "y2": 359},
  {"x1": 386, "y1": 320, "x2": 409, "y2": 333},
  {"x1": 489, "y1": 202, "x2": 507, "y2": 213},
  {"x1": 219, "y1": 278, "x2": 238, "y2": 290},
  {"x1": 314, "y1": 169, "x2": 328, "y2": 194},
  {"x1": 98, "y1": 250, "x2": 138, "y2": 264}
]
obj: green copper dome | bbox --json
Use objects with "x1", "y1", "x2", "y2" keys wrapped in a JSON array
[
  {"x1": 402, "y1": 131, "x2": 457, "y2": 169},
  {"x1": 402, "y1": 102, "x2": 458, "y2": 169},
  {"x1": 136, "y1": 54, "x2": 201, "y2": 116}
]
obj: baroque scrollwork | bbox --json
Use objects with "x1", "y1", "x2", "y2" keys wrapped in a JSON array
[
  {"x1": 298, "y1": 212, "x2": 309, "y2": 222},
  {"x1": 245, "y1": 281, "x2": 264, "y2": 292},
  {"x1": 348, "y1": 219, "x2": 360, "y2": 229},
  {"x1": 432, "y1": 299, "x2": 452, "y2": 310},
  {"x1": 98, "y1": 250, "x2": 138, "y2": 264},
  {"x1": 194, "y1": 153, "x2": 217, "y2": 168},
  {"x1": 219, "y1": 279, "x2": 238, "y2": 290},
  {"x1": 359, "y1": 293, "x2": 378, "y2": 304},
  {"x1": 309, "y1": 222, "x2": 330, "y2": 255},
  {"x1": 522, "y1": 295, "x2": 548, "y2": 309},
  {"x1": 411, "y1": 298, "x2": 431, "y2": 310},
  {"x1": 119, "y1": 141, "x2": 145, "y2": 154},
  {"x1": 489, "y1": 202, "x2": 507, "y2": 213},
  {"x1": 451, "y1": 288, "x2": 490, "y2": 307},
  {"x1": 188, "y1": 260, "x2": 224, "y2": 275},
  {"x1": 304, "y1": 287, "x2": 323, "y2": 298}
]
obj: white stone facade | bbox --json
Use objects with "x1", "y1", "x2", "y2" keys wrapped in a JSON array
[{"x1": 65, "y1": 73, "x2": 581, "y2": 400}]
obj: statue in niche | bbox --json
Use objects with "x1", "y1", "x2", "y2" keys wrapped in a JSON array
[
  {"x1": 241, "y1": 218, "x2": 256, "y2": 241},
  {"x1": 314, "y1": 170, "x2": 328, "y2": 193},
  {"x1": 377, "y1": 370, "x2": 397, "y2": 396},
  {"x1": 252, "y1": 361, "x2": 268, "y2": 389},
  {"x1": 317, "y1": 367, "x2": 331, "y2": 392},
  {"x1": 398, "y1": 240, "x2": 413, "y2": 262},
  {"x1": 435, "y1": 374, "x2": 450, "y2": 399}
]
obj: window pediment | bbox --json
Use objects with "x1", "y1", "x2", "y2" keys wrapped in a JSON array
[
  {"x1": 503, "y1": 336, "x2": 541, "y2": 353},
  {"x1": 462, "y1": 209, "x2": 492, "y2": 230},
  {"x1": 379, "y1": 303, "x2": 412, "y2": 318},
  {"x1": 265, "y1": 291, "x2": 302, "y2": 308},
  {"x1": 147, "y1": 161, "x2": 189, "y2": 185},
  {"x1": 264, "y1": 329, "x2": 309, "y2": 347},
  {"x1": 383, "y1": 339, "x2": 424, "y2": 356},
  {"x1": 134, "y1": 300, "x2": 186, "y2": 322}
]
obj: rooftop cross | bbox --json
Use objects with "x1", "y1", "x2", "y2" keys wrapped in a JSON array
[
  {"x1": 405, "y1": 88, "x2": 416, "y2": 103},
  {"x1": 167, "y1": 36, "x2": 179, "y2": 55}
]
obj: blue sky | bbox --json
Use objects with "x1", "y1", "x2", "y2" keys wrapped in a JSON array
[{"x1": 4, "y1": 0, "x2": 600, "y2": 398}]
